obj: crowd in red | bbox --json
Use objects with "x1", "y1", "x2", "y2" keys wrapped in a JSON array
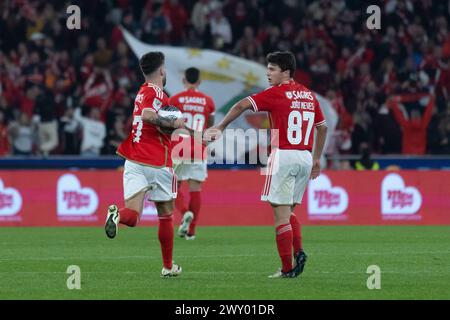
[{"x1": 0, "y1": 0, "x2": 449, "y2": 157}]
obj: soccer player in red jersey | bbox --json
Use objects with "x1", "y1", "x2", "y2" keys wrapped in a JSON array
[
  {"x1": 169, "y1": 67, "x2": 215, "y2": 240},
  {"x1": 205, "y1": 51, "x2": 328, "y2": 278},
  {"x1": 104, "y1": 51, "x2": 187, "y2": 278}
]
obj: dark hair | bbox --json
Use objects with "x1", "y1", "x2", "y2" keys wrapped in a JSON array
[
  {"x1": 140, "y1": 51, "x2": 165, "y2": 76},
  {"x1": 185, "y1": 67, "x2": 200, "y2": 84},
  {"x1": 266, "y1": 51, "x2": 296, "y2": 77}
]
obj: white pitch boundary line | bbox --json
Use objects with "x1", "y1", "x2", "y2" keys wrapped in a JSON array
[
  {"x1": 0, "y1": 270, "x2": 448, "y2": 275},
  {"x1": 1, "y1": 250, "x2": 450, "y2": 262}
]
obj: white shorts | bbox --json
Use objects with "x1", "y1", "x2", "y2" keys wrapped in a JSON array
[
  {"x1": 173, "y1": 160, "x2": 208, "y2": 182},
  {"x1": 123, "y1": 160, "x2": 177, "y2": 202},
  {"x1": 261, "y1": 149, "x2": 313, "y2": 205}
]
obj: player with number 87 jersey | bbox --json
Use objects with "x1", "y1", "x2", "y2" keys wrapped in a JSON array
[{"x1": 204, "y1": 51, "x2": 327, "y2": 279}]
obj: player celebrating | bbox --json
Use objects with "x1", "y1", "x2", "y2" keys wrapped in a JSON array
[
  {"x1": 104, "y1": 51, "x2": 186, "y2": 278},
  {"x1": 205, "y1": 51, "x2": 327, "y2": 278},
  {"x1": 169, "y1": 67, "x2": 215, "y2": 240}
]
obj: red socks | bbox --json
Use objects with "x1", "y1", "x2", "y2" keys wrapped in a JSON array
[
  {"x1": 290, "y1": 213, "x2": 302, "y2": 253},
  {"x1": 119, "y1": 208, "x2": 139, "y2": 227},
  {"x1": 158, "y1": 215, "x2": 174, "y2": 269},
  {"x1": 175, "y1": 191, "x2": 188, "y2": 216},
  {"x1": 188, "y1": 191, "x2": 201, "y2": 235},
  {"x1": 275, "y1": 224, "x2": 293, "y2": 273}
]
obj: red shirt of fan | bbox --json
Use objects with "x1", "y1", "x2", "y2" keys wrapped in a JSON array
[
  {"x1": 247, "y1": 80, "x2": 326, "y2": 151},
  {"x1": 117, "y1": 82, "x2": 172, "y2": 167},
  {"x1": 169, "y1": 88, "x2": 215, "y2": 160}
]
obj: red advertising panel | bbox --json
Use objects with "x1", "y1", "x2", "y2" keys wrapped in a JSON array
[{"x1": 0, "y1": 170, "x2": 449, "y2": 226}]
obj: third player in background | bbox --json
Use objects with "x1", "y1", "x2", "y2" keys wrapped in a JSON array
[{"x1": 169, "y1": 67, "x2": 215, "y2": 240}]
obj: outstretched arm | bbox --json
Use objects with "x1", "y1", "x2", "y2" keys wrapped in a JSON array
[
  {"x1": 217, "y1": 98, "x2": 253, "y2": 131},
  {"x1": 204, "y1": 98, "x2": 253, "y2": 141}
]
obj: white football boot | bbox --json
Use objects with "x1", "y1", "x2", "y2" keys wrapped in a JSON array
[
  {"x1": 161, "y1": 263, "x2": 182, "y2": 278},
  {"x1": 177, "y1": 211, "x2": 194, "y2": 237}
]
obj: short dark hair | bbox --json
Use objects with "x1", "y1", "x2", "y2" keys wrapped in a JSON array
[
  {"x1": 185, "y1": 67, "x2": 200, "y2": 84},
  {"x1": 266, "y1": 51, "x2": 296, "y2": 77},
  {"x1": 140, "y1": 51, "x2": 165, "y2": 76}
]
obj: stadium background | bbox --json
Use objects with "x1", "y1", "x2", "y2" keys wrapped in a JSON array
[{"x1": 0, "y1": 0, "x2": 450, "y2": 300}]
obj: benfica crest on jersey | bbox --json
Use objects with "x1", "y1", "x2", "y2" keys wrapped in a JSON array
[
  {"x1": 153, "y1": 98, "x2": 162, "y2": 111},
  {"x1": 285, "y1": 91, "x2": 293, "y2": 99}
]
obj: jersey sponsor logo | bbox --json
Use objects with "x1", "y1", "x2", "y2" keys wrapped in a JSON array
[
  {"x1": 179, "y1": 96, "x2": 206, "y2": 105},
  {"x1": 153, "y1": 98, "x2": 162, "y2": 111},
  {"x1": 0, "y1": 179, "x2": 22, "y2": 217},
  {"x1": 57, "y1": 174, "x2": 98, "y2": 217},
  {"x1": 285, "y1": 91, "x2": 314, "y2": 101},
  {"x1": 381, "y1": 173, "x2": 422, "y2": 216},
  {"x1": 308, "y1": 174, "x2": 348, "y2": 215}
]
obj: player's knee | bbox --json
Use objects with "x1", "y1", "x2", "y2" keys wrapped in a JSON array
[{"x1": 188, "y1": 180, "x2": 202, "y2": 191}]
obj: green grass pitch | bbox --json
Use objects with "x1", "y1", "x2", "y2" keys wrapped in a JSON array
[{"x1": 0, "y1": 226, "x2": 449, "y2": 299}]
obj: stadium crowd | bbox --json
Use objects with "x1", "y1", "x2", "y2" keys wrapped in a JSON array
[{"x1": 0, "y1": 0, "x2": 450, "y2": 158}]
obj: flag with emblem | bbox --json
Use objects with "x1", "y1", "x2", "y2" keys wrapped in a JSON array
[{"x1": 121, "y1": 27, "x2": 337, "y2": 164}]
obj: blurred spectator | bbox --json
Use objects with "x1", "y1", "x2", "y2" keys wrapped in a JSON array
[
  {"x1": 106, "y1": 115, "x2": 127, "y2": 154},
  {"x1": 94, "y1": 38, "x2": 113, "y2": 68},
  {"x1": 8, "y1": 112, "x2": 35, "y2": 156},
  {"x1": 353, "y1": 142, "x2": 380, "y2": 170},
  {"x1": 0, "y1": 110, "x2": 10, "y2": 156},
  {"x1": 432, "y1": 101, "x2": 450, "y2": 154},
  {"x1": 19, "y1": 84, "x2": 40, "y2": 118},
  {"x1": 76, "y1": 108, "x2": 106, "y2": 157},
  {"x1": 142, "y1": 3, "x2": 172, "y2": 44},
  {"x1": 233, "y1": 26, "x2": 262, "y2": 60},
  {"x1": 163, "y1": 0, "x2": 188, "y2": 45},
  {"x1": 388, "y1": 94, "x2": 435, "y2": 155},
  {"x1": 1, "y1": 0, "x2": 450, "y2": 157},
  {"x1": 60, "y1": 107, "x2": 80, "y2": 155},
  {"x1": 34, "y1": 87, "x2": 58, "y2": 156},
  {"x1": 191, "y1": 0, "x2": 217, "y2": 37},
  {"x1": 208, "y1": 7, "x2": 232, "y2": 50},
  {"x1": 82, "y1": 68, "x2": 113, "y2": 113}
]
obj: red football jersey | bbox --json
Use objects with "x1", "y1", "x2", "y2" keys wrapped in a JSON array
[
  {"x1": 117, "y1": 82, "x2": 172, "y2": 167},
  {"x1": 247, "y1": 80, "x2": 326, "y2": 151},
  {"x1": 169, "y1": 88, "x2": 215, "y2": 160}
]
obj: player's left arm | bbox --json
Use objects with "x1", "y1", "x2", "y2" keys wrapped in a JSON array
[
  {"x1": 311, "y1": 123, "x2": 328, "y2": 179},
  {"x1": 311, "y1": 98, "x2": 328, "y2": 179}
]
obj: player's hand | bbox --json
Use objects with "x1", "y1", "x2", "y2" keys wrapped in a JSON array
[
  {"x1": 203, "y1": 126, "x2": 223, "y2": 142},
  {"x1": 173, "y1": 118, "x2": 186, "y2": 129},
  {"x1": 310, "y1": 159, "x2": 321, "y2": 180}
]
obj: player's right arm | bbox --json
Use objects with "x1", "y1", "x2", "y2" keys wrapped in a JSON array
[{"x1": 141, "y1": 108, "x2": 185, "y2": 130}]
